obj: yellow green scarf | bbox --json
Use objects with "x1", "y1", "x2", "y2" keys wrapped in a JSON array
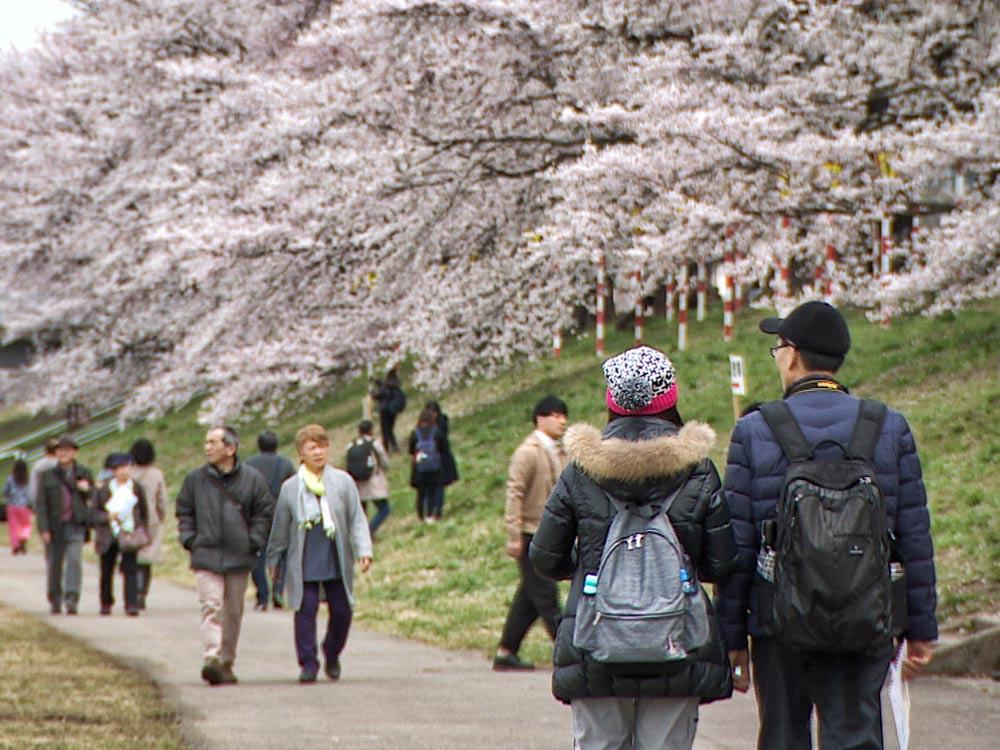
[{"x1": 300, "y1": 465, "x2": 325, "y2": 497}]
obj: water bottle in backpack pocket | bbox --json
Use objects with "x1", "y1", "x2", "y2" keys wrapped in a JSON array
[{"x1": 573, "y1": 485, "x2": 710, "y2": 665}]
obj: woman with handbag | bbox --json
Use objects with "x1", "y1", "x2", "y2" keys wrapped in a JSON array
[{"x1": 90, "y1": 452, "x2": 149, "y2": 616}]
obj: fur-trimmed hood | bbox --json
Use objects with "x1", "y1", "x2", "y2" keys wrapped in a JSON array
[{"x1": 563, "y1": 419, "x2": 715, "y2": 485}]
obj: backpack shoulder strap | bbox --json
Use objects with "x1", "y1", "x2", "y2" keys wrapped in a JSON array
[
  {"x1": 759, "y1": 400, "x2": 813, "y2": 463},
  {"x1": 846, "y1": 399, "x2": 888, "y2": 462}
]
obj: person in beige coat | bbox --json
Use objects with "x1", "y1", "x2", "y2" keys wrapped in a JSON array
[
  {"x1": 349, "y1": 420, "x2": 392, "y2": 537},
  {"x1": 130, "y1": 439, "x2": 167, "y2": 611},
  {"x1": 494, "y1": 395, "x2": 569, "y2": 671}
]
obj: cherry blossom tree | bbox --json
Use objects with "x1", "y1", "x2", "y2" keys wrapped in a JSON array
[{"x1": 0, "y1": 1, "x2": 996, "y2": 421}]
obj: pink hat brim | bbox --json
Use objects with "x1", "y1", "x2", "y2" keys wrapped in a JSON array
[{"x1": 606, "y1": 383, "x2": 679, "y2": 416}]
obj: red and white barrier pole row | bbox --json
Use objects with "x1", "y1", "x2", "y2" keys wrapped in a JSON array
[{"x1": 596, "y1": 251, "x2": 607, "y2": 358}]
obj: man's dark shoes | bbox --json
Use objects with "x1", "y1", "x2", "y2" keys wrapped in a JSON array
[
  {"x1": 324, "y1": 659, "x2": 341, "y2": 681},
  {"x1": 201, "y1": 660, "x2": 225, "y2": 686},
  {"x1": 50, "y1": 603, "x2": 61, "y2": 615},
  {"x1": 100, "y1": 605, "x2": 112, "y2": 616},
  {"x1": 299, "y1": 668, "x2": 318, "y2": 684},
  {"x1": 492, "y1": 653, "x2": 534, "y2": 671}
]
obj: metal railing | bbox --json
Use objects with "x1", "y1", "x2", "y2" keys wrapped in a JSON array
[{"x1": 0, "y1": 400, "x2": 131, "y2": 464}]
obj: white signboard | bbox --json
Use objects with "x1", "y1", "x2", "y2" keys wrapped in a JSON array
[{"x1": 729, "y1": 355, "x2": 747, "y2": 396}]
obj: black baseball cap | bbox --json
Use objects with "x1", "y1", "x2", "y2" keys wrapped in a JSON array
[{"x1": 759, "y1": 301, "x2": 851, "y2": 356}]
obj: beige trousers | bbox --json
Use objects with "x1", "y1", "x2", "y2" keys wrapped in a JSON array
[{"x1": 194, "y1": 570, "x2": 249, "y2": 665}]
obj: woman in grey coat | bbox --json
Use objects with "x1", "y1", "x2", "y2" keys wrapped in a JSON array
[{"x1": 267, "y1": 424, "x2": 373, "y2": 683}]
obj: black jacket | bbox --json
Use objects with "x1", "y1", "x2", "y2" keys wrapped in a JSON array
[
  {"x1": 530, "y1": 417, "x2": 738, "y2": 703},
  {"x1": 35, "y1": 462, "x2": 94, "y2": 534},
  {"x1": 175, "y1": 460, "x2": 274, "y2": 573}
]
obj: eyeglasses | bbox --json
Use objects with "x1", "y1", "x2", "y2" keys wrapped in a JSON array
[{"x1": 769, "y1": 342, "x2": 793, "y2": 359}]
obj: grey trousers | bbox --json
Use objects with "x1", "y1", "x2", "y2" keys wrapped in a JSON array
[
  {"x1": 572, "y1": 696, "x2": 699, "y2": 750},
  {"x1": 751, "y1": 636, "x2": 891, "y2": 750},
  {"x1": 46, "y1": 523, "x2": 85, "y2": 605}
]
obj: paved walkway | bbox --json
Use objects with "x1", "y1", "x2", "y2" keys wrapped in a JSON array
[{"x1": 1, "y1": 549, "x2": 997, "y2": 749}]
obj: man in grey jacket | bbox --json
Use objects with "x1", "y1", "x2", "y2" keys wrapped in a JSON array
[{"x1": 176, "y1": 426, "x2": 274, "y2": 686}]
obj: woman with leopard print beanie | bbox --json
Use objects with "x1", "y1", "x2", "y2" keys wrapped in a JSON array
[{"x1": 529, "y1": 345, "x2": 738, "y2": 750}]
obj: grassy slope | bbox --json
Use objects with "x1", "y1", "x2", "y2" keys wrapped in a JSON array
[
  {"x1": 0, "y1": 605, "x2": 185, "y2": 749},
  {"x1": 19, "y1": 299, "x2": 1000, "y2": 666}
]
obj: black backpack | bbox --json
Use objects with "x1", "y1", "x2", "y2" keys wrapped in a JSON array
[
  {"x1": 760, "y1": 398, "x2": 892, "y2": 654},
  {"x1": 346, "y1": 438, "x2": 377, "y2": 481}
]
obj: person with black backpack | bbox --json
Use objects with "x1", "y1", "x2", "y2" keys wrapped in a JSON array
[
  {"x1": 409, "y1": 408, "x2": 447, "y2": 522},
  {"x1": 718, "y1": 301, "x2": 938, "y2": 750},
  {"x1": 346, "y1": 420, "x2": 392, "y2": 536},
  {"x1": 530, "y1": 346, "x2": 737, "y2": 750}
]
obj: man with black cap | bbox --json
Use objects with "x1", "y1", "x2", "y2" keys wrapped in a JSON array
[
  {"x1": 35, "y1": 435, "x2": 94, "y2": 615},
  {"x1": 717, "y1": 301, "x2": 938, "y2": 750}
]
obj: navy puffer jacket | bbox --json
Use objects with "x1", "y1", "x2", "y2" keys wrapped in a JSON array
[
  {"x1": 530, "y1": 416, "x2": 738, "y2": 704},
  {"x1": 716, "y1": 385, "x2": 938, "y2": 651}
]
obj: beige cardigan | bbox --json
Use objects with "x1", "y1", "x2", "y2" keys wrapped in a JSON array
[{"x1": 504, "y1": 432, "x2": 566, "y2": 543}]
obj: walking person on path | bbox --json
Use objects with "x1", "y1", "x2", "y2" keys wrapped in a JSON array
[
  {"x1": 347, "y1": 420, "x2": 392, "y2": 538},
  {"x1": 717, "y1": 301, "x2": 938, "y2": 750},
  {"x1": 90, "y1": 452, "x2": 149, "y2": 616},
  {"x1": 3, "y1": 459, "x2": 34, "y2": 554},
  {"x1": 409, "y1": 408, "x2": 447, "y2": 522},
  {"x1": 28, "y1": 438, "x2": 59, "y2": 511},
  {"x1": 373, "y1": 365, "x2": 406, "y2": 454},
  {"x1": 266, "y1": 424, "x2": 373, "y2": 683},
  {"x1": 530, "y1": 347, "x2": 738, "y2": 750},
  {"x1": 245, "y1": 430, "x2": 295, "y2": 610},
  {"x1": 35, "y1": 435, "x2": 94, "y2": 615},
  {"x1": 130, "y1": 439, "x2": 167, "y2": 610},
  {"x1": 176, "y1": 426, "x2": 274, "y2": 686},
  {"x1": 493, "y1": 395, "x2": 568, "y2": 672}
]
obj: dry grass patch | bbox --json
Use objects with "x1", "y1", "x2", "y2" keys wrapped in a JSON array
[{"x1": 0, "y1": 605, "x2": 185, "y2": 750}]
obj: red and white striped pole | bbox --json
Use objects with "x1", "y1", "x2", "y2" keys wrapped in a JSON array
[
  {"x1": 778, "y1": 216, "x2": 791, "y2": 299},
  {"x1": 553, "y1": 328, "x2": 562, "y2": 358},
  {"x1": 596, "y1": 252, "x2": 606, "y2": 358},
  {"x1": 880, "y1": 214, "x2": 892, "y2": 328},
  {"x1": 665, "y1": 273, "x2": 676, "y2": 322},
  {"x1": 824, "y1": 242, "x2": 837, "y2": 303},
  {"x1": 723, "y1": 246, "x2": 735, "y2": 342},
  {"x1": 678, "y1": 263, "x2": 689, "y2": 352},
  {"x1": 696, "y1": 260, "x2": 707, "y2": 322},
  {"x1": 634, "y1": 269, "x2": 644, "y2": 344},
  {"x1": 911, "y1": 214, "x2": 923, "y2": 266}
]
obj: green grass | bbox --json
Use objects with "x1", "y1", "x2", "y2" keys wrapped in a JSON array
[
  {"x1": 10, "y1": 298, "x2": 1000, "y2": 665},
  {"x1": 0, "y1": 605, "x2": 185, "y2": 749}
]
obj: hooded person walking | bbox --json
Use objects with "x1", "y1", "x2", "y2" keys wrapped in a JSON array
[{"x1": 530, "y1": 346, "x2": 738, "y2": 750}]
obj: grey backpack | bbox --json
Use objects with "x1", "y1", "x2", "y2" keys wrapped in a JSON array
[{"x1": 573, "y1": 483, "x2": 710, "y2": 665}]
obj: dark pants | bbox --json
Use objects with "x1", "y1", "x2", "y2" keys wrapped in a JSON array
[
  {"x1": 137, "y1": 563, "x2": 152, "y2": 602},
  {"x1": 499, "y1": 534, "x2": 560, "y2": 653},
  {"x1": 100, "y1": 541, "x2": 139, "y2": 611},
  {"x1": 363, "y1": 499, "x2": 392, "y2": 535},
  {"x1": 379, "y1": 411, "x2": 399, "y2": 453},
  {"x1": 417, "y1": 481, "x2": 444, "y2": 519},
  {"x1": 46, "y1": 523, "x2": 84, "y2": 607},
  {"x1": 751, "y1": 637, "x2": 891, "y2": 750},
  {"x1": 294, "y1": 579, "x2": 352, "y2": 673},
  {"x1": 251, "y1": 548, "x2": 286, "y2": 606}
]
